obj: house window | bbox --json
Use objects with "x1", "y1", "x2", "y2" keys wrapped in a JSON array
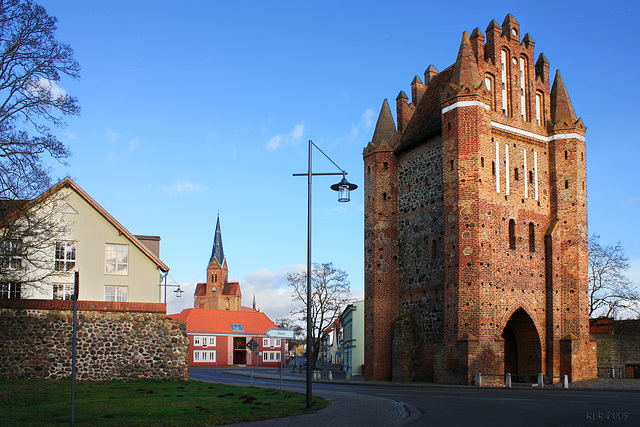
[
  {"x1": 0, "y1": 239, "x2": 23, "y2": 270},
  {"x1": 55, "y1": 241, "x2": 76, "y2": 271},
  {"x1": 529, "y1": 222, "x2": 536, "y2": 252},
  {"x1": 0, "y1": 282, "x2": 21, "y2": 299},
  {"x1": 105, "y1": 285, "x2": 128, "y2": 302},
  {"x1": 197, "y1": 336, "x2": 215, "y2": 347},
  {"x1": 105, "y1": 244, "x2": 128, "y2": 275},
  {"x1": 230, "y1": 324, "x2": 244, "y2": 332},
  {"x1": 509, "y1": 219, "x2": 516, "y2": 250},
  {"x1": 535, "y1": 92, "x2": 542, "y2": 125},
  {"x1": 194, "y1": 350, "x2": 216, "y2": 362},
  {"x1": 53, "y1": 283, "x2": 74, "y2": 300},
  {"x1": 262, "y1": 351, "x2": 281, "y2": 362}
]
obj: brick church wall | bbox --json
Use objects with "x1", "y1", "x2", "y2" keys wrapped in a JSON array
[{"x1": 0, "y1": 299, "x2": 189, "y2": 380}]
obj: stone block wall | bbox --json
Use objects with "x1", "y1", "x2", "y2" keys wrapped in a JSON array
[{"x1": 0, "y1": 299, "x2": 189, "y2": 380}]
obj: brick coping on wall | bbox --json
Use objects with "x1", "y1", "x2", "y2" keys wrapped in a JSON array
[{"x1": 0, "y1": 298, "x2": 166, "y2": 313}]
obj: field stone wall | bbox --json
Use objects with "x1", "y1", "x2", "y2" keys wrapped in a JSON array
[{"x1": 0, "y1": 300, "x2": 189, "y2": 380}]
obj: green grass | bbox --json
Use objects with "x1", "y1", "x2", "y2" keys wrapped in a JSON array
[{"x1": 0, "y1": 378, "x2": 327, "y2": 426}]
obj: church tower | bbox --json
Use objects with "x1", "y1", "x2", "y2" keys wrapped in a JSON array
[{"x1": 194, "y1": 215, "x2": 242, "y2": 311}]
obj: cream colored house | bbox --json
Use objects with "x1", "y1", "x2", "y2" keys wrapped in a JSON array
[
  {"x1": 340, "y1": 300, "x2": 364, "y2": 375},
  {"x1": 0, "y1": 177, "x2": 168, "y2": 303}
]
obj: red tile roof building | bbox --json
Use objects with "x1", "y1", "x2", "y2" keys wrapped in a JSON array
[{"x1": 170, "y1": 215, "x2": 283, "y2": 367}]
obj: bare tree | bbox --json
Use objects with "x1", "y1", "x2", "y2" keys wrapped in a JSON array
[
  {"x1": 588, "y1": 234, "x2": 639, "y2": 319},
  {"x1": 0, "y1": 0, "x2": 79, "y2": 294},
  {"x1": 287, "y1": 262, "x2": 352, "y2": 370}
]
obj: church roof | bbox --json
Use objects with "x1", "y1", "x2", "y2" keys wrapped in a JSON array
[
  {"x1": 168, "y1": 308, "x2": 277, "y2": 334},
  {"x1": 222, "y1": 282, "x2": 241, "y2": 296},
  {"x1": 193, "y1": 281, "x2": 241, "y2": 297},
  {"x1": 208, "y1": 214, "x2": 225, "y2": 267},
  {"x1": 194, "y1": 282, "x2": 206, "y2": 296}
]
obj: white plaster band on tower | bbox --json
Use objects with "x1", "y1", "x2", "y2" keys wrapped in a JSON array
[
  {"x1": 534, "y1": 150, "x2": 539, "y2": 201},
  {"x1": 505, "y1": 144, "x2": 510, "y2": 196},
  {"x1": 501, "y1": 50, "x2": 508, "y2": 115},
  {"x1": 495, "y1": 140, "x2": 500, "y2": 193},
  {"x1": 441, "y1": 101, "x2": 490, "y2": 114},
  {"x1": 523, "y1": 148, "x2": 528, "y2": 198},
  {"x1": 490, "y1": 121, "x2": 585, "y2": 142},
  {"x1": 519, "y1": 57, "x2": 527, "y2": 121}
]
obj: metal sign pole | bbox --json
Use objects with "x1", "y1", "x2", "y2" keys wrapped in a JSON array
[
  {"x1": 280, "y1": 340, "x2": 284, "y2": 394},
  {"x1": 71, "y1": 271, "x2": 79, "y2": 427}
]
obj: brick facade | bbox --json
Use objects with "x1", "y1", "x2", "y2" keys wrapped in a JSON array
[
  {"x1": 0, "y1": 299, "x2": 189, "y2": 380},
  {"x1": 364, "y1": 14, "x2": 596, "y2": 384}
]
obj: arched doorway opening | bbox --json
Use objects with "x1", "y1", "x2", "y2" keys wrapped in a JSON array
[{"x1": 501, "y1": 308, "x2": 542, "y2": 382}]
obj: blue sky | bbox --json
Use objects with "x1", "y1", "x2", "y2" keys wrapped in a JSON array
[{"x1": 38, "y1": 0, "x2": 640, "y2": 319}]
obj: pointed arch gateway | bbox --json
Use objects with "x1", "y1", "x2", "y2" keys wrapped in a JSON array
[{"x1": 501, "y1": 308, "x2": 542, "y2": 382}]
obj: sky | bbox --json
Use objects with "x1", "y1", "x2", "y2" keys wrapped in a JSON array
[{"x1": 35, "y1": 0, "x2": 640, "y2": 320}]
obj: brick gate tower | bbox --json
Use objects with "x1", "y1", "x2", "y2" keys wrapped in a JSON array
[{"x1": 363, "y1": 14, "x2": 596, "y2": 384}]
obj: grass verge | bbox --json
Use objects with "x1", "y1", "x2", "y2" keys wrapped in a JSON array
[{"x1": 0, "y1": 378, "x2": 327, "y2": 426}]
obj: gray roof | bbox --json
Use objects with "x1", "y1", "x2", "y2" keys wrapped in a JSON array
[{"x1": 209, "y1": 215, "x2": 225, "y2": 266}]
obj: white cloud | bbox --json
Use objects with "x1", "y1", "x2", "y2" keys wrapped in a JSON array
[
  {"x1": 623, "y1": 197, "x2": 640, "y2": 208},
  {"x1": 28, "y1": 77, "x2": 67, "y2": 99},
  {"x1": 347, "y1": 108, "x2": 376, "y2": 142},
  {"x1": 106, "y1": 152, "x2": 119, "y2": 162},
  {"x1": 161, "y1": 179, "x2": 203, "y2": 196},
  {"x1": 266, "y1": 123, "x2": 305, "y2": 150},
  {"x1": 167, "y1": 264, "x2": 359, "y2": 324},
  {"x1": 240, "y1": 265, "x2": 306, "y2": 320},
  {"x1": 628, "y1": 259, "x2": 640, "y2": 285},
  {"x1": 128, "y1": 138, "x2": 139, "y2": 152},
  {"x1": 167, "y1": 280, "x2": 197, "y2": 314},
  {"x1": 105, "y1": 129, "x2": 119, "y2": 141}
]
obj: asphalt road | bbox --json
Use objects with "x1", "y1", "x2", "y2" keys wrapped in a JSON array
[{"x1": 191, "y1": 368, "x2": 639, "y2": 426}]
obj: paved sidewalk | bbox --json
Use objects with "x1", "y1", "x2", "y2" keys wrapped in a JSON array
[
  {"x1": 225, "y1": 363, "x2": 419, "y2": 426},
  {"x1": 220, "y1": 363, "x2": 640, "y2": 426},
  {"x1": 233, "y1": 391, "x2": 419, "y2": 426}
]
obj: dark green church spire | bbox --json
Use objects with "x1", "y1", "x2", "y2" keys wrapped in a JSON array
[{"x1": 209, "y1": 214, "x2": 225, "y2": 266}]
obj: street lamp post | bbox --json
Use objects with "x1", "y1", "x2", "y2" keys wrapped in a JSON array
[
  {"x1": 293, "y1": 139, "x2": 357, "y2": 409},
  {"x1": 160, "y1": 272, "x2": 183, "y2": 309}
]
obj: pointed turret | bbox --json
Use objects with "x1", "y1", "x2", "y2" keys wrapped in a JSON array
[
  {"x1": 501, "y1": 13, "x2": 520, "y2": 41},
  {"x1": 424, "y1": 65, "x2": 439, "y2": 86},
  {"x1": 370, "y1": 99, "x2": 398, "y2": 149},
  {"x1": 209, "y1": 214, "x2": 225, "y2": 267},
  {"x1": 535, "y1": 53, "x2": 549, "y2": 84},
  {"x1": 469, "y1": 27, "x2": 484, "y2": 61},
  {"x1": 449, "y1": 31, "x2": 482, "y2": 90},
  {"x1": 550, "y1": 70, "x2": 577, "y2": 125},
  {"x1": 411, "y1": 75, "x2": 425, "y2": 106}
]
